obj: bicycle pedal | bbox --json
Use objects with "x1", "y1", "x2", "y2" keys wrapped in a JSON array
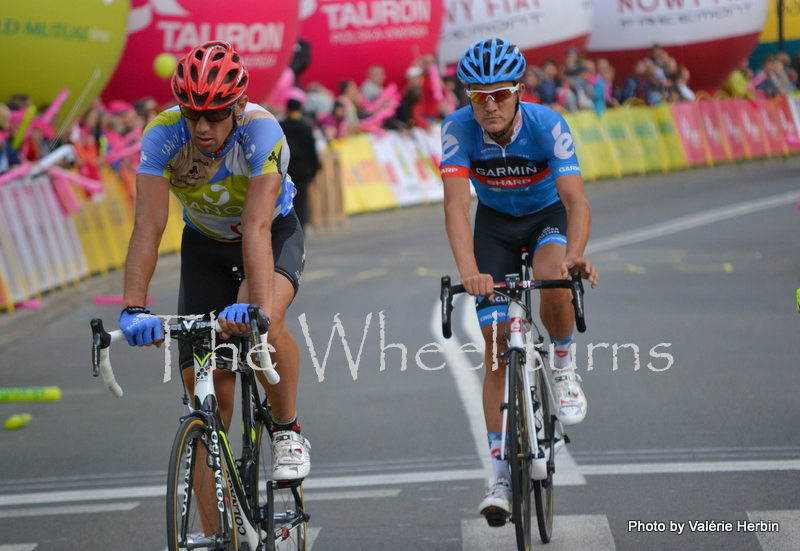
[{"x1": 481, "y1": 506, "x2": 509, "y2": 527}]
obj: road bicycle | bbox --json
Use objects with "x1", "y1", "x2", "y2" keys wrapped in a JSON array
[
  {"x1": 90, "y1": 305, "x2": 309, "y2": 551},
  {"x1": 440, "y1": 257, "x2": 586, "y2": 549}
]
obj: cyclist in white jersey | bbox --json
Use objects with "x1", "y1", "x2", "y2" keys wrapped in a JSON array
[
  {"x1": 440, "y1": 38, "x2": 599, "y2": 525},
  {"x1": 118, "y1": 41, "x2": 310, "y2": 482}
]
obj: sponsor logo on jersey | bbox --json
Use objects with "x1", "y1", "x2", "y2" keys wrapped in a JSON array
[
  {"x1": 441, "y1": 121, "x2": 460, "y2": 160},
  {"x1": 551, "y1": 122, "x2": 575, "y2": 160}
]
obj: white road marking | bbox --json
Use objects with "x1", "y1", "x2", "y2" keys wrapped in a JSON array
[
  {"x1": 0, "y1": 546, "x2": 37, "y2": 551},
  {"x1": 0, "y1": 501, "x2": 138, "y2": 518},
  {"x1": 431, "y1": 293, "x2": 586, "y2": 487},
  {"x1": 580, "y1": 460, "x2": 800, "y2": 476},
  {"x1": 304, "y1": 488, "x2": 401, "y2": 501},
  {"x1": 747, "y1": 511, "x2": 799, "y2": 551},
  {"x1": 586, "y1": 190, "x2": 800, "y2": 254},
  {"x1": 461, "y1": 514, "x2": 615, "y2": 551}
]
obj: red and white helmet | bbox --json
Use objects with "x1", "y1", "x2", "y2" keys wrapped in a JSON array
[{"x1": 172, "y1": 41, "x2": 249, "y2": 110}]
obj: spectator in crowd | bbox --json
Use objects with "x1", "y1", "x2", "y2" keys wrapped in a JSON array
[
  {"x1": 621, "y1": 58, "x2": 655, "y2": 104},
  {"x1": 133, "y1": 97, "x2": 160, "y2": 127},
  {"x1": 584, "y1": 59, "x2": 607, "y2": 116},
  {"x1": 394, "y1": 67, "x2": 428, "y2": 129},
  {"x1": 305, "y1": 81, "x2": 336, "y2": 120},
  {"x1": 0, "y1": 103, "x2": 22, "y2": 173},
  {"x1": 572, "y1": 63, "x2": 596, "y2": 111},
  {"x1": 6, "y1": 94, "x2": 32, "y2": 111},
  {"x1": 561, "y1": 46, "x2": 581, "y2": 78},
  {"x1": 674, "y1": 65, "x2": 695, "y2": 102},
  {"x1": 520, "y1": 67, "x2": 542, "y2": 103},
  {"x1": 414, "y1": 54, "x2": 451, "y2": 122},
  {"x1": 723, "y1": 58, "x2": 755, "y2": 98},
  {"x1": 337, "y1": 79, "x2": 365, "y2": 126},
  {"x1": 319, "y1": 101, "x2": 350, "y2": 140},
  {"x1": 649, "y1": 44, "x2": 670, "y2": 82},
  {"x1": 539, "y1": 58, "x2": 562, "y2": 110},
  {"x1": 752, "y1": 55, "x2": 782, "y2": 98},
  {"x1": 596, "y1": 58, "x2": 621, "y2": 108},
  {"x1": 360, "y1": 65, "x2": 386, "y2": 103},
  {"x1": 280, "y1": 98, "x2": 321, "y2": 229}
]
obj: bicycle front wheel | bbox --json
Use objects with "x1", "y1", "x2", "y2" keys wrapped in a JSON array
[
  {"x1": 167, "y1": 416, "x2": 239, "y2": 551},
  {"x1": 508, "y1": 350, "x2": 532, "y2": 551},
  {"x1": 532, "y1": 362, "x2": 554, "y2": 543},
  {"x1": 256, "y1": 419, "x2": 308, "y2": 551}
]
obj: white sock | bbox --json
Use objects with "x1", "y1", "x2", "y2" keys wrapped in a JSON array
[{"x1": 489, "y1": 436, "x2": 510, "y2": 482}]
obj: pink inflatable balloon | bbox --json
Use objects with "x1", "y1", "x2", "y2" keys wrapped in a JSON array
[
  {"x1": 299, "y1": 0, "x2": 444, "y2": 91},
  {"x1": 102, "y1": 0, "x2": 300, "y2": 106},
  {"x1": 586, "y1": 0, "x2": 769, "y2": 92}
]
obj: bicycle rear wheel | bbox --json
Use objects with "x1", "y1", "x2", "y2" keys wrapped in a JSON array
[
  {"x1": 167, "y1": 416, "x2": 238, "y2": 551},
  {"x1": 508, "y1": 350, "x2": 532, "y2": 551},
  {"x1": 256, "y1": 418, "x2": 308, "y2": 551},
  {"x1": 532, "y1": 361, "x2": 554, "y2": 543}
]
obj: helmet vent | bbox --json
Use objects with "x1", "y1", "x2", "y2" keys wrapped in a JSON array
[{"x1": 206, "y1": 66, "x2": 219, "y2": 85}]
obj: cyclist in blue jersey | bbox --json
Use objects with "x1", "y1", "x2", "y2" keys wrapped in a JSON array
[
  {"x1": 118, "y1": 41, "x2": 310, "y2": 482},
  {"x1": 440, "y1": 38, "x2": 599, "y2": 525}
]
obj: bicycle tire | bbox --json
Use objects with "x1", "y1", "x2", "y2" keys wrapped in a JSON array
[
  {"x1": 532, "y1": 361, "x2": 554, "y2": 543},
  {"x1": 167, "y1": 416, "x2": 239, "y2": 551},
  {"x1": 257, "y1": 419, "x2": 308, "y2": 551},
  {"x1": 508, "y1": 349, "x2": 533, "y2": 551}
]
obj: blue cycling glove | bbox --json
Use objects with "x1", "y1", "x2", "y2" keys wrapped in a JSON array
[
  {"x1": 119, "y1": 307, "x2": 163, "y2": 346},
  {"x1": 219, "y1": 303, "x2": 251, "y2": 324}
]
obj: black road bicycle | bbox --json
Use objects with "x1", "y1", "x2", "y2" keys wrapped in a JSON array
[{"x1": 91, "y1": 305, "x2": 308, "y2": 551}]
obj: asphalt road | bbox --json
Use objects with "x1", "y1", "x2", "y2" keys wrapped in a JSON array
[{"x1": 1, "y1": 156, "x2": 799, "y2": 551}]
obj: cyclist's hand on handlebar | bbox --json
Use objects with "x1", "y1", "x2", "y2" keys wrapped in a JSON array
[
  {"x1": 462, "y1": 272, "x2": 496, "y2": 297},
  {"x1": 119, "y1": 307, "x2": 164, "y2": 347},
  {"x1": 562, "y1": 257, "x2": 598, "y2": 288},
  {"x1": 218, "y1": 303, "x2": 266, "y2": 340}
]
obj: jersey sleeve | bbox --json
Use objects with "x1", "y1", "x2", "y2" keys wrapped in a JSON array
[
  {"x1": 537, "y1": 109, "x2": 582, "y2": 177},
  {"x1": 240, "y1": 114, "x2": 288, "y2": 178},
  {"x1": 439, "y1": 115, "x2": 472, "y2": 179},
  {"x1": 137, "y1": 110, "x2": 184, "y2": 178}
]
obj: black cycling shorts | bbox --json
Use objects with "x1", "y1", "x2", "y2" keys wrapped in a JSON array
[
  {"x1": 473, "y1": 201, "x2": 567, "y2": 327},
  {"x1": 177, "y1": 209, "x2": 305, "y2": 369}
]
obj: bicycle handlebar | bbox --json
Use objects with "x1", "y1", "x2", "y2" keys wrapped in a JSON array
[
  {"x1": 440, "y1": 270, "x2": 586, "y2": 339},
  {"x1": 90, "y1": 305, "x2": 280, "y2": 398}
]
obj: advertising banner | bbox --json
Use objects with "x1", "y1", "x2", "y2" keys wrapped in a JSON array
[
  {"x1": 439, "y1": 0, "x2": 593, "y2": 67},
  {"x1": 670, "y1": 102, "x2": 710, "y2": 166},
  {"x1": 653, "y1": 104, "x2": 689, "y2": 170},
  {"x1": 627, "y1": 106, "x2": 669, "y2": 173},
  {"x1": 602, "y1": 109, "x2": 645, "y2": 176},
  {"x1": 754, "y1": 99, "x2": 789, "y2": 156},
  {"x1": 715, "y1": 100, "x2": 748, "y2": 160},
  {"x1": 330, "y1": 133, "x2": 398, "y2": 214},
  {"x1": 103, "y1": 0, "x2": 300, "y2": 105},
  {"x1": 300, "y1": 0, "x2": 443, "y2": 91},
  {"x1": 0, "y1": 0, "x2": 129, "y2": 135},
  {"x1": 564, "y1": 110, "x2": 619, "y2": 181},
  {"x1": 587, "y1": 0, "x2": 769, "y2": 91},
  {"x1": 696, "y1": 100, "x2": 730, "y2": 163},
  {"x1": 774, "y1": 96, "x2": 800, "y2": 154},
  {"x1": 734, "y1": 99, "x2": 768, "y2": 158}
]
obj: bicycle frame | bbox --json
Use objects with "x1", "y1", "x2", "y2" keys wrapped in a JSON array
[{"x1": 499, "y1": 286, "x2": 565, "y2": 482}]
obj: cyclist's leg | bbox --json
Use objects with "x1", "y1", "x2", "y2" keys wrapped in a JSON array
[
  {"x1": 528, "y1": 203, "x2": 586, "y2": 424},
  {"x1": 474, "y1": 204, "x2": 527, "y2": 521},
  {"x1": 177, "y1": 226, "x2": 243, "y2": 429}
]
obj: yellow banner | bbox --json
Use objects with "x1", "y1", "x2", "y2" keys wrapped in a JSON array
[
  {"x1": 627, "y1": 106, "x2": 670, "y2": 173},
  {"x1": 565, "y1": 111, "x2": 620, "y2": 181},
  {"x1": 653, "y1": 105, "x2": 690, "y2": 170},
  {"x1": 602, "y1": 109, "x2": 646, "y2": 177},
  {"x1": 331, "y1": 134, "x2": 398, "y2": 214}
]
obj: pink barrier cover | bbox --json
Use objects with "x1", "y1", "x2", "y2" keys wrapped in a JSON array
[{"x1": 671, "y1": 103, "x2": 709, "y2": 166}]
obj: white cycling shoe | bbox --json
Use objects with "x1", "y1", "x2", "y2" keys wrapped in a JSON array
[
  {"x1": 553, "y1": 371, "x2": 587, "y2": 426},
  {"x1": 271, "y1": 430, "x2": 311, "y2": 481},
  {"x1": 478, "y1": 478, "x2": 512, "y2": 527}
]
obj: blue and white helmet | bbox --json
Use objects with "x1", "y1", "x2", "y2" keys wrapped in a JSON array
[{"x1": 457, "y1": 38, "x2": 527, "y2": 85}]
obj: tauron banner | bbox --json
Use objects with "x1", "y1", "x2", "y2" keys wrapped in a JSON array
[{"x1": 102, "y1": 0, "x2": 301, "y2": 106}]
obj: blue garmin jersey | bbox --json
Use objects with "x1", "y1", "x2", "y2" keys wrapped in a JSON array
[
  {"x1": 439, "y1": 102, "x2": 581, "y2": 216},
  {"x1": 138, "y1": 103, "x2": 295, "y2": 241}
]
